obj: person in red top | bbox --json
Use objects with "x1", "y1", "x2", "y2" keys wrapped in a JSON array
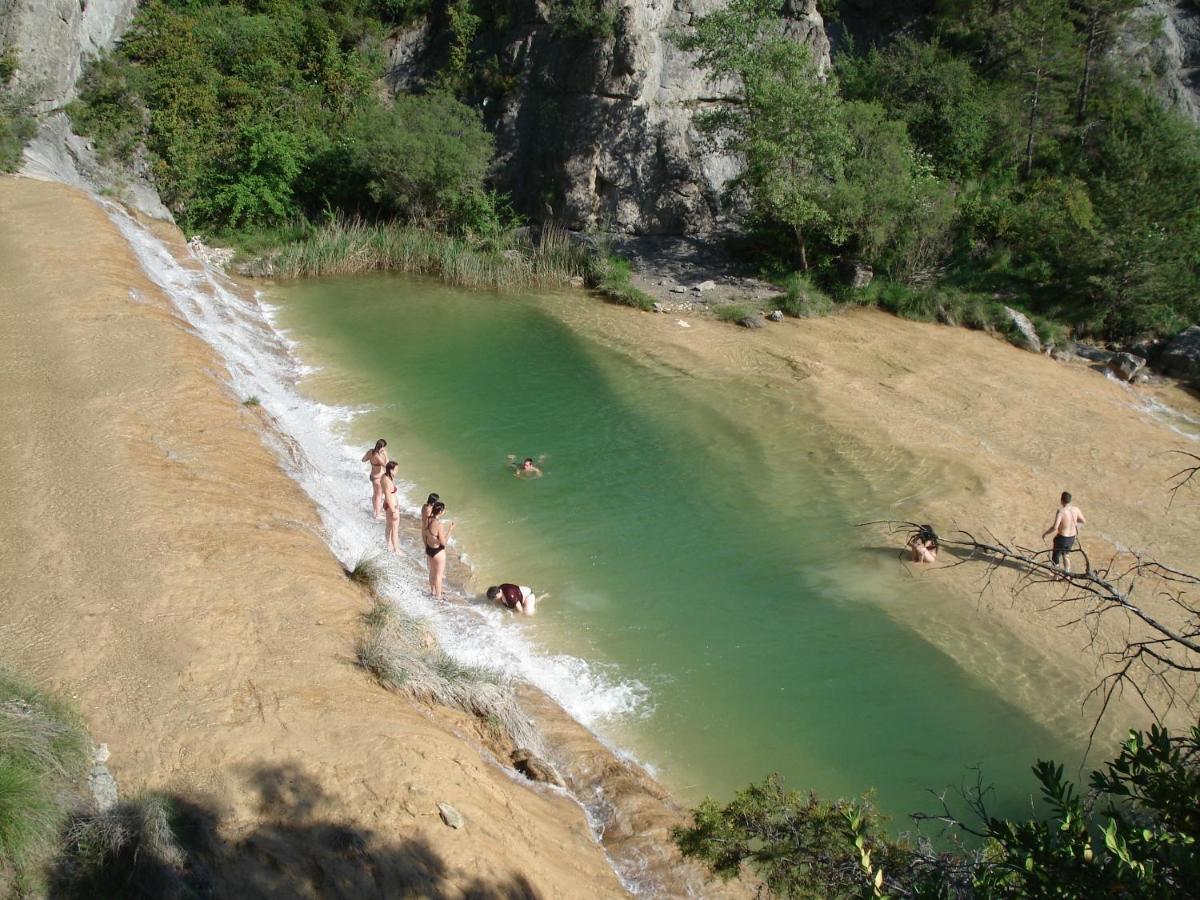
[{"x1": 486, "y1": 584, "x2": 545, "y2": 615}]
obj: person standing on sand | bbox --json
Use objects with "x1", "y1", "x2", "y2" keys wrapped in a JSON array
[
  {"x1": 420, "y1": 493, "x2": 440, "y2": 529},
  {"x1": 382, "y1": 461, "x2": 400, "y2": 553},
  {"x1": 362, "y1": 439, "x2": 389, "y2": 520},
  {"x1": 423, "y1": 501, "x2": 455, "y2": 599},
  {"x1": 1042, "y1": 491, "x2": 1086, "y2": 572}
]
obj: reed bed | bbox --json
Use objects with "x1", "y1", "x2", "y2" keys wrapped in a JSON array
[{"x1": 270, "y1": 218, "x2": 595, "y2": 293}]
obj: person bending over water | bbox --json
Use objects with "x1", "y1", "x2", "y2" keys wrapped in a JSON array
[
  {"x1": 907, "y1": 525, "x2": 939, "y2": 564},
  {"x1": 362, "y1": 439, "x2": 389, "y2": 519},
  {"x1": 420, "y1": 493, "x2": 440, "y2": 529},
  {"x1": 486, "y1": 584, "x2": 545, "y2": 615},
  {"x1": 509, "y1": 455, "x2": 543, "y2": 479},
  {"x1": 423, "y1": 501, "x2": 455, "y2": 599},
  {"x1": 1042, "y1": 491, "x2": 1085, "y2": 572},
  {"x1": 382, "y1": 461, "x2": 400, "y2": 553}
]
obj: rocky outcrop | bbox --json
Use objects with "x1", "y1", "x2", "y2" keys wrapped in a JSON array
[
  {"x1": 1160, "y1": 324, "x2": 1200, "y2": 379},
  {"x1": 1125, "y1": 1, "x2": 1200, "y2": 123},
  {"x1": 390, "y1": 0, "x2": 829, "y2": 235},
  {"x1": 1003, "y1": 306, "x2": 1042, "y2": 353},
  {"x1": 0, "y1": 0, "x2": 169, "y2": 218},
  {"x1": 1107, "y1": 351, "x2": 1147, "y2": 382}
]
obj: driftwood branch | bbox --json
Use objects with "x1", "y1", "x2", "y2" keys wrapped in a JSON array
[{"x1": 859, "y1": 521, "x2": 1200, "y2": 731}]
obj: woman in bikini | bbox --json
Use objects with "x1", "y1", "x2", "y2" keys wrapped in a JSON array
[
  {"x1": 362, "y1": 439, "x2": 389, "y2": 520},
  {"x1": 422, "y1": 500, "x2": 455, "y2": 599},
  {"x1": 382, "y1": 461, "x2": 400, "y2": 553},
  {"x1": 420, "y1": 493, "x2": 440, "y2": 529}
]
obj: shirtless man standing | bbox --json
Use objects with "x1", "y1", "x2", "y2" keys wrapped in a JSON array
[
  {"x1": 1042, "y1": 491, "x2": 1086, "y2": 572},
  {"x1": 362, "y1": 439, "x2": 389, "y2": 519}
]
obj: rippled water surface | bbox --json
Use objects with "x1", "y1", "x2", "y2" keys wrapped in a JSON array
[{"x1": 269, "y1": 274, "x2": 1081, "y2": 823}]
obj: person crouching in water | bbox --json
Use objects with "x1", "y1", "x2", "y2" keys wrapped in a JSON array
[
  {"x1": 907, "y1": 525, "x2": 939, "y2": 564},
  {"x1": 486, "y1": 584, "x2": 542, "y2": 615},
  {"x1": 423, "y1": 501, "x2": 455, "y2": 599}
]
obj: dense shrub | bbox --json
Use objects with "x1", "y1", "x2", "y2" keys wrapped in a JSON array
[{"x1": 0, "y1": 45, "x2": 36, "y2": 174}]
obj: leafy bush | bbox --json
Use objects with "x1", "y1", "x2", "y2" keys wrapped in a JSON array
[
  {"x1": 548, "y1": 0, "x2": 618, "y2": 39},
  {"x1": 67, "y1": 54, "x2": 147, "y2": 164},
  {"x1": 677, "y1": 724, "x2": 1200, "y2": 897},
  {"x1": 349, "y1": 92, "x2": 493, "y2": 226},
  {"x1": 0, "y1": 45, "x2": 36, "y2": 174}
]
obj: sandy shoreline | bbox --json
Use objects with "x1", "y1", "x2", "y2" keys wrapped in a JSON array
[
  {"x1": 539, "y1": 293, "x2": 1200, "y2": 740},
  {"x1": 0, "y1": 177, "x2": 646, "y2": 897}
]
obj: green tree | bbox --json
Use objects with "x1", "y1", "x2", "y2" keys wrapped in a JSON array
[
  {"x1": 677, "y1": 0, "x2": 850, "y2": 270},
  {"x1": 349, "y1": 91, "x2": 494, "y2": 224}
]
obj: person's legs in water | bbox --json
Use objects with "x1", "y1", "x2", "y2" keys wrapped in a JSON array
[
  {"x1": 386, "y1": 509, "x2": 399, "y2": 553},
  {"x1": 431, "y1": 550, "x2": 447, "y2": 598},
  {"x1": 371, "y1": 477, "x2": 384, "y2": 520}
]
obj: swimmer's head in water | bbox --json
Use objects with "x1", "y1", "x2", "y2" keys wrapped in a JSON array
[
  {"x1": 918, "y1": 524, "x2": 939, "y2": 547},
  {"x1": 374, "y1": 438, "x2": 387, "y2": 451},
  {"x1": 1061, "y1": 491, "x2": 1072, "y2": 505},
  {"x1": 384, "y1": 461, "x2": 397, "y2": 476},
  {"x1": 523, "y1": 458, "x2": 534, "y2": 467},
  {"x1": 426, "y1": 492, "x2": 440, "y2": 505},
  {"x1": 486, "y1": 586, "x2": 502, "y2": 601},
  {"x1": 430, "y1": 500, "x2": 446, "y2": 518}
]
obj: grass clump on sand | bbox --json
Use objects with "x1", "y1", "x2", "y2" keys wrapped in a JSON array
[
  {"x1": 267, "y1": 218, "x2": 594, "y2": 293},
  {"x1": 52, "y1": 795, "x2": 192, "y2": 899},
  {"x1": 588, "y1": 255, "x2": 655, "y2": 311},
  {"x1": 355, "y1": 601, "x2": 541, "y2": 752},
  {"x1": 778, "y1": 274, "x2": 835, "y2": 318},
  {"x1": 713, "y1": 302, "x2": 760, "y2": 323},
  {"x1": 0, "y1": 669, "x2": 90, "y2": 894},
  {"x1": 347, "y1": 552, "x2": 389, "y2": 596}
]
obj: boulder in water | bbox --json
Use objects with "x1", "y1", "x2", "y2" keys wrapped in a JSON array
[
  {"x1": 512, "y1": 749, "x2": 565, "y2": 787},
  {"x1": 1159, "y1": 325, "x2": 1200, "y2": 380},
  {"x1": 1106, "y1": 352, "x2": 1146, "y2": 382}
]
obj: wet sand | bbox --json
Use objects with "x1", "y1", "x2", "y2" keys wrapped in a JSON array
[
  {"x1": 543, "y1": 295, "x2": 1200, "y2": 737},
  {"x1": 0, "y1": 177, "x2": 633, "y2": 896}
]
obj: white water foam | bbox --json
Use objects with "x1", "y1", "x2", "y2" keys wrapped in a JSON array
[{"x1": 101, "y1": 201, "x2": 650, "y2": 733}]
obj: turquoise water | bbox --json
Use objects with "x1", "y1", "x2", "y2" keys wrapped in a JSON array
[{"x1": 269, "y1": 274, "x2": 1079, "y2": 824}]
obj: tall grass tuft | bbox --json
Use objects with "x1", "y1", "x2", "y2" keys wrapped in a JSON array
[
  {"x1": 269, "y1": 217, "x2": 595, "y2": 293},
  {"x1": 713, "y1": 302, "x2": 759, "y2": 323},
  {"x1": 354, "y1": 601, "x2": 542, "y2": 752},
  {"x1": 587, "y1": 254, "x2": 656, "y2": 310},
  {"x1": 779, "y1": 273, "x2": 835, "y2": 318},
  {"x1": 0, "y1": 670, "x2": 90, "y2": 893},
  {"x1": 347, "y1": 552, "x2": 388, "y2": 595}
]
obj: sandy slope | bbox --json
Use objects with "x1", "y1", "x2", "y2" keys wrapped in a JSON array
[
  {"x1": 543, "y1": 296, "x2": 1200, "y2": 736},
  {"x1": 0, "y1": 177, "x2": 630, "y2": 897}
]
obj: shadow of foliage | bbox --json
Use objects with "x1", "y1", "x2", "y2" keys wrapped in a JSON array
[{"x1": 48, "y1": 762, "x2": 541, "y2": 900}]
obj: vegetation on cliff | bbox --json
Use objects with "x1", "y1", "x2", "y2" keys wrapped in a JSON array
[
  {"x1": 0, "y1": 44, "x2": 36, "y2": 174},
  {"x1": 685, "y1": 0, "x2": 1200, "y2": 341}
]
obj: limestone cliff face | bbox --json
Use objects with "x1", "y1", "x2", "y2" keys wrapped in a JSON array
[
  {"x1": 0, "y1": 0, "x2": 168, "y2": 218},
  {"x1": 392, "y1": 0, "x2": 829, "y2": 235},
  {"x1": 1126, "y1": 0, "x2": 1200, "y2": 123}
]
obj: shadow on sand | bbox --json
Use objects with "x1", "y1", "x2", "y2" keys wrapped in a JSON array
[{"x1": 49, "y1": 762, "x2": 539, "y2": 900}]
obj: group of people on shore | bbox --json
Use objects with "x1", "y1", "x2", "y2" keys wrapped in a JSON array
[
  {"x1": 362, "y1": 439, "x2": 540, "y2": 613},
  {"x1": 907, "y1": 491, "x2": 1087, "y2": 572}
]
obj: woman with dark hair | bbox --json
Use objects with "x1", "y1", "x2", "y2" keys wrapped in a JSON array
[
  {"x1": 420, "y1": 492, "x2": 440, "y2": 529},
  {"x1": 422, "y1": 500, "x2": 455, "y2": 598},
  {"x1": 907, "y1": 524, "x2": 939, "y2": 564},
  {"x1": 362, "y1": 439, "x2": 389, "y2": 520},
  {"x1": 382, "y1": 461, "x2": 400, "y2": 553}
]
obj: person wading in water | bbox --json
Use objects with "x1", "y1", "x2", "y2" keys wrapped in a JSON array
[
  {"x1": 362, "y1": 439, "x2": 389, "y2": 520},
  {"x1": 382, "y1": 461, "x2": 400, "y2": 553},
  {"x1": 1042, "y1": 491, "x2": 1086, "y2": 572},
  {"x1": 423, "y1": 501, "x2": 455, "y2": 599}
]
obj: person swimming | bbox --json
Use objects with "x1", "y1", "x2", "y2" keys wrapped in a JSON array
[
  {"x1": 382, "y1": 461, "x2": 400, "y2": 553},
  {"x1": 509, "y1": 455, "x2": 544, "y2": 478},
  {"x1": 907, "y1": 524, "x2": 939, "y2": 564},
  {"x1": 362, "y1": 439, "x2": 389, "y2": 519},
  {"x1": 486, "y1": 584, "x2": 545, "y2": 615},
  {"x1": 422, "y1": 500, "x2": 455, "y2": 599}
]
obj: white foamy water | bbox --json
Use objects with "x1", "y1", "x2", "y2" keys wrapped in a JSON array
[{"x1": 101, "y1": 201, "x2": 650, "y2": 732}]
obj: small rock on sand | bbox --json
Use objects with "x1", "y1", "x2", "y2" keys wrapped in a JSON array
[
  {"x1": 767, "y1": 309, "x2": 783, "y2": 322},
  {"x1": 652, "y1": 302, "x2": 665, "y2": 313},
  {"x1": 512, "y1": 749, "x2": 566, "y2": 787},
  {"x1": 692, "y1": 280, "x2": 717, "y2": 292},
  {"x1": 438, "y1": 802, "x2": 464, "y2": 829},
  {"x1": 738, "y1": 315, "x2": 765, "y2": 329},
  {"x1": 669, "y1": 285, "x2": 688, "y2": 294}
]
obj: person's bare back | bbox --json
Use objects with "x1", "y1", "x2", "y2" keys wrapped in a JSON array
[{"x1": 1042, "y1": 491, "x2": 1086, "y2": 570}]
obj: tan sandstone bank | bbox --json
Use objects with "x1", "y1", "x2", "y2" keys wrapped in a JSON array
[{"x1": 0, "y1": 177, "x2": 629, "y2": 897}]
